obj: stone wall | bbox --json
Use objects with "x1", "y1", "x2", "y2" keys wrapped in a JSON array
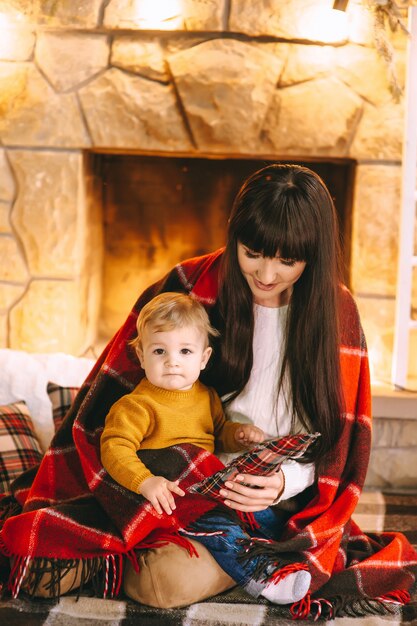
[
  {"x1": 0, "y1": 0, "x2": 416, "y2": 381},
  {"x1": 366, "y1": 390, "x2": 417, "y2": 490},
  {"x1": 366, "y1": 417, "x2": 417, "y2": 490}
]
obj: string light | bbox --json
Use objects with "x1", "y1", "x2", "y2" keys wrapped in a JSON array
[
  {"x1": 134, "y1": 0, "x2": 183, "y2": 30},
  {"x1": 0, "y1": 12, "x2": 24, "y2": 58},
  {"x1": 299, "y1": 3, "x2": 349, "y2": 42}
]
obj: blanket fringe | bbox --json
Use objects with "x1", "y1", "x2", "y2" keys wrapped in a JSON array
[
  {"x1": 101, "y1": 554, "x2": 124, "y2": 599},
  {"x1": 236, "y1": 537, "x2": 302, "y2": 584},
  {"x1": 268, "y1": 562, "x2": 309, "y2": 586},
  {"x1": 0, "y1": 533, "x2": 13, "y2": 558},
  {"x1": 290, "y1": 589, "x2": 411, "y2": 621},
  {"x1": 179, "y1": 527, "x2": 224, "y2": 538},
  {"x1": 7, "y1": 530, "x2": 203, "y2": 599},
  {"x1": 375, "y1": 589, "x2": 410, "y2": 605},
  {"x1": 188, "y1": 503, "x2": 253, "y2": 533},
  {"x1": 126, "y1": 549, "x2": 140, "y2": 574},
  {"x1": 237, "y1": 511, "x2": 260, "y2": 531},
  {"x1": 0, "y1": 495, "x2": 22, "y2": 527},
  {"x1": 136, "y1": 530, "x2": 200, "y2": 558},
  {"x1": 7, "y1": 554, "x2": 124, "y2": 600},
  {"x1": 10, "y1": 555, "x2": 30, "y2": 599}
]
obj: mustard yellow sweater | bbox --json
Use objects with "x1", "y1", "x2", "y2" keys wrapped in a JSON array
[{"x1": 100, "y1": 378, "x2": 243, "y2": 494}]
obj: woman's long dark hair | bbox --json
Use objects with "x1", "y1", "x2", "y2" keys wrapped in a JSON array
[{"x1": 217, "y1": 164, "x2": 344, "y2": 462}]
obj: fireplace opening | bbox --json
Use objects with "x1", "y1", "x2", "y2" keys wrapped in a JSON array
[{"x1": 90, "y1": 154, "x2": 355, "y2": 343}]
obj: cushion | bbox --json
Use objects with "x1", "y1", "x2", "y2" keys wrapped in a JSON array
[
  {"x1": 47, "y1": 382, "x2": 79, "y2": 433},
  {"x1": 0, "y1": 400, "x2": 43, "y2": 494},
  {"x1": 188, "y1": 432, "x2": 320, "y2": 502},
  {"x1": 0, "y1": 349, "x2": 95, "y2": 451}
]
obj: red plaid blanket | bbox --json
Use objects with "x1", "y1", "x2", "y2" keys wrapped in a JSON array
[
  {"x1": 1, "y1": 249, "x2": 416, "y2": 618},
  {"x1": 188, "y1": 432, "x2": 320, "y2": 501}
]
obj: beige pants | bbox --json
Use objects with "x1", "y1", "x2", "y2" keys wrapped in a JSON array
[{"x1": 124, "y1": 539, "x2": 236, "y2": 608}]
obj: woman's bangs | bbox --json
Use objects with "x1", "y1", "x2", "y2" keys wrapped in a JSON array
[{"x1": 237, "y1": 200, "x2": 316, "y2": 262}]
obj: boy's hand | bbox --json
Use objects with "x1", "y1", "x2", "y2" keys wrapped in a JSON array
[
  {"x1": 234, "y1": 424, "x2": 265, "y2": 446},
  {"x1": 139, "y1": 476, "x2": 185, "y2": 515}
]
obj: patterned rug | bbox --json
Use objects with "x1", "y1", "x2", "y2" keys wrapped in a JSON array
[{"x1": 1, "y1": 491, "x2": 417, "y2": 625}]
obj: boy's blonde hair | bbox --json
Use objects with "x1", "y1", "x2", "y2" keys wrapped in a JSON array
[{"x1": 130, "y1": 292, "x2": 219, "y2": 354}]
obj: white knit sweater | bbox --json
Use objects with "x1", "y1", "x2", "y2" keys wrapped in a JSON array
[{"x1": 220, "y1": 303, "x2": 315, "y2": 501}]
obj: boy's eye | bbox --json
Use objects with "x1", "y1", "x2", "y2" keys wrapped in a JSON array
[
  {"x1": 153, "y1": 348, "x2": 165, "y2": 355},
  {"x1": 180, "y1": 348, "x2": 192, "y2": 354}
]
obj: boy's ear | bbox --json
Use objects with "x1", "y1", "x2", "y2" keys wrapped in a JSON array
[
  {"x1": 200, "y1": 346, "x2": 212, "y2": 370},
  {"x1": 136, "y1": 347, "x2": 144, "y2": 368}
]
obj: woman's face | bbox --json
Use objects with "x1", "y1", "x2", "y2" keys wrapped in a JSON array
[{"x1": 237, "y1": 242, "x2": 307, "y2": 307}]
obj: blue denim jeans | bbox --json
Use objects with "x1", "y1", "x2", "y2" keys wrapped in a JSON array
[{"x1": 182, "y1": 508, "x2": 284, "y2": 598}]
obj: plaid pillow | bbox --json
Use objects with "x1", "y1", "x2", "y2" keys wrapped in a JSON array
[
  {"x1": 188, "y1": 432, "x2": 320, "y2": 501},
  {"x1": 0, "y1": 401, "x2": 43, "y2": 494},
  {"x1": 47, "y1": 382, "x2": 79, "y2": 433}
]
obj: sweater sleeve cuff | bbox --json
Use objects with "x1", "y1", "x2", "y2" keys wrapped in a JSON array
[
  {"x1": 130, "y1": 469, "x2": 154, "y2": 494},
  {"x1": 275, "y1": 460, "x2": 316, "y2": 503}
]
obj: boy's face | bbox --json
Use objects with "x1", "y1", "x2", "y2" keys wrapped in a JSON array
[{"x1": 137, "y1": 324, "x2": 212, "y2": 391}]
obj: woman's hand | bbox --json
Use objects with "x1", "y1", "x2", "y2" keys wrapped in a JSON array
[{"x1": 219, "y1": 470, "x2": 284, "y2": 512}]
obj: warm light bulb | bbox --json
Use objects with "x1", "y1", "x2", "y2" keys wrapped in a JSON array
[
  {"x1": 0, "y1": 10, "x2": 25, "y2": 27},
  {"x1": 298, "y1": 2, "x2": 349, "y2": 43},
  {"x1": 135, "y1": 0, "x2": 183, "y2": 30},
  {"x1": 0, "y1": 13, "x2": 33, "y2": 61},
  {"x1": 0, "y1": 13, "x2": 18, "y2": 58}
]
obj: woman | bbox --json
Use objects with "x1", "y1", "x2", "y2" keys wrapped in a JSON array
[
  {"x1": 155, "y1": 163, "x2": 343, "y2": 605},
  {"x1": 1, "y1": 165, "x2": 416, "y2": 618}
]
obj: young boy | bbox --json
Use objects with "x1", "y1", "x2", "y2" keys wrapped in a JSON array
[
  {"x1": 100, "y1": 292, "x2": 310, "y2": 605},
  {"x1": 100, "y1": 291, "x2": 264, "y2": 516}
]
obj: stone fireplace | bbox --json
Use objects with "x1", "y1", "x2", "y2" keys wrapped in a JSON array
[
  {"x1": 0, "y1": 0, "x2": 416, "y2": 386},
  {"x1": 96, "y1": 154, "x2": 354, "y2": 339}
]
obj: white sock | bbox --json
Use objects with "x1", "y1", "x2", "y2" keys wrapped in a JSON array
[{"x1": 260, "y1": 570, "x2": 311, "y2": 605}]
